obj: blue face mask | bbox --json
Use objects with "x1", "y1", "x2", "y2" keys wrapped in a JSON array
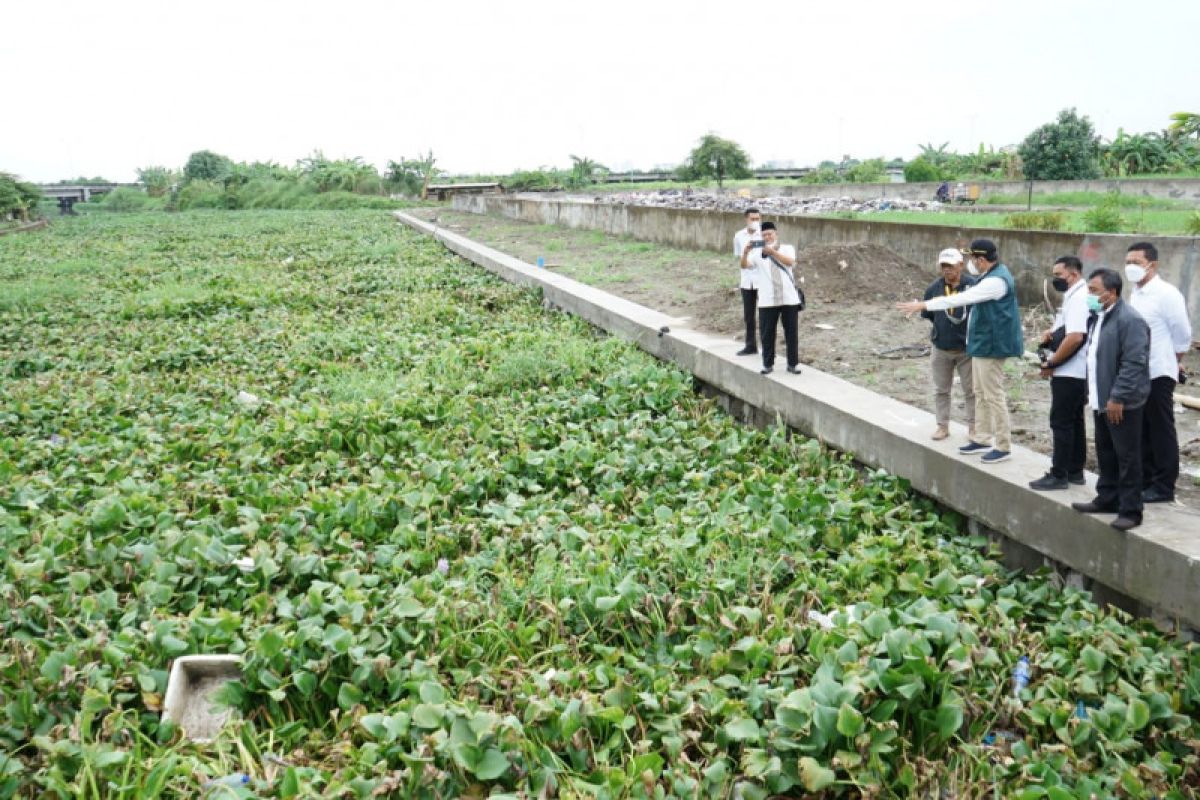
[{"x1": 1086, "y1": 294, "x2": 1104, "y2": 313}]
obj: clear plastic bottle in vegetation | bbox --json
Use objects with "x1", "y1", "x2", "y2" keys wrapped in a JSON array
[{"x1": 1012, "y1": 656, "x2": 1031, "y2": 697}]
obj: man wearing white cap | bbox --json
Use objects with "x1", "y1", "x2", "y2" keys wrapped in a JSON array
[{"x1": 919, "y1": 248, "x2": 977, "y2": 440}]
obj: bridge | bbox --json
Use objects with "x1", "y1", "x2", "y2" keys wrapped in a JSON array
[{"x1": 36, "y1": 183, "x2": 140, "y2": 214}]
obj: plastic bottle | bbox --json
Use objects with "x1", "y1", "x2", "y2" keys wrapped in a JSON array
[
  {"x1": 203, "y1": 774, "x2": 250, "y2": 791},
  {"x1": 1011, "y1": 656, "x2": 1030, "y2": 697}
]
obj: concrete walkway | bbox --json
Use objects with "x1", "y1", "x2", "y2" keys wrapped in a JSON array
[{"x1": 395, "y1": 211, "x2": 1200, "y2": 632}]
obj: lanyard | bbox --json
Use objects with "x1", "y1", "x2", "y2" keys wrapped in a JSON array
[{"x1": 943, "y1": 283, "x2": 965, "y2": 323}]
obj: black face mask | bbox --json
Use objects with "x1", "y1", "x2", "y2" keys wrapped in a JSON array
[{"x1": 1051, "y1": 277, "x2": 1070, "y2": 292}]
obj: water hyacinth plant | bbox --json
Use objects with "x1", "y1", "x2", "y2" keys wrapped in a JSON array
[{"x1": 0, "y1": 210, "x2": 1197, "y2": 798}]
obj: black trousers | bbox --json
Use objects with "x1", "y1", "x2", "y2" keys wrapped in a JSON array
[
  {"x1": 759, "y1": 305, "x2": 800, "y2": 368},
  {"x1": 1093, "y1": 406, "x2": 1144, "y2": 518},
  {"x1": 1142, "y1": 376, "x2": 1179, "y2": 495},
  {"x1": 1049, "y1": 377, "x2": 1087, "y2": 478},
  {"x1": 740, "y1": 288, "x2": 758, "y2": 350}
]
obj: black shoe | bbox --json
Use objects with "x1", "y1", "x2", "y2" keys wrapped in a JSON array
[
  {"x1": 786, "y1": 365, "x2": 802, "y2": 374},
  {"x1": 1029, "y1": 473, "x2": 1068, "y2": 491},
  {"x1": 760, "y1": 366, "x2": 773, "y2": 375},
  {"x1": 1143, "y1": 488, "x2": 1175, "y2": 504},
  {"x1": 1071, "y1": 500, "x2": 1116, "y2": 514},
  {"x1": 1111, "y1": 515, "x2": 1142, "y2": 531},
  {"x1": 1067, "y1": 472, "x2": 1086, "y2": 485},
  {"x1": 736, "y1": 347, "x2": 758, "y2": 356}
]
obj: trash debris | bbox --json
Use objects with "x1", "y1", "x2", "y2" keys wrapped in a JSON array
[
  {"x1": 875, "y1": 344, "x2": 930, "y2": 359},
  {"x1": 982, "y1": 730, "x2": 1019, "y2": 747},
  {"x1": 232, "y1": 557, "x2": 255, "y2": 573},
  {"x1": 1011, "y1": 656, "x2": 1031, "y2": 697},
  {"x1": 813, "y1": 324, "x2": 836, "y2": 331},
  {"x1": 163, "y1": 655, "x2": 244, "y2": 742},
  {"x1": 594, "y1": 189, "x2": 947, "y2": 216},
  {"x1": 203, "y1": 774, "x2": 250, "y2": 791},
  {"x1": 806, "y1": 605, "x2": 858, "y2": 630},
  {"x1": 235, "y1": 391, "x2": 261, "y2": 408}
]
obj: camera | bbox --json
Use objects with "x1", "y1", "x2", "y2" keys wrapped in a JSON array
[{"x1": 750, "y1": 240, "x2": 765, "y2": 248}]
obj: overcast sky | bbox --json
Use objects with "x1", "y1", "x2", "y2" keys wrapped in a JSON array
[{"x1": 4, "y1": 0, "x2": 1198, "y2": 182}]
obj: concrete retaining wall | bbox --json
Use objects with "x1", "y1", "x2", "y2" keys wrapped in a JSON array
[
  {"x1": 453, "y1": 194, "x2": 1200, "y2": 330},
  {"x1": 396, "y1": 211, "x2": 1200, "y2": 634}
]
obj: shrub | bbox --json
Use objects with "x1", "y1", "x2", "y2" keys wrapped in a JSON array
[
  {"x1": 504, "y1": 169, "x2": 565, "y2": 192},
  {"x1": 95, "y1": 187, "x2": 163, "y2": 212},
  {"x1": 1186, "y1": 211, "x2": 1200, "y2": 235},
  {"x1": 1018, "y1": 108, "x2": 1102, "y2": 180},
  {"x1": 903, "y1": 157, "x2": 942, "y2": 183},
  {"x1": 0, "y1": 172, "x2": 42, "y2": 220},
  {"x1": 183, "y1": 150, "x2": 233, "y2": 182},
  {"x1": 1081, "y1": 195, "x2": 1124, "y2": 233},
  {"x1": 176, "y1": 180, "x2": 225, "y2": 210},
  {"x1": 1002, "y1": 211, "x2": 1066, "y2": 231},
  {"x1": 844, "y1": 158, "x2": 887, "y2": 183}
]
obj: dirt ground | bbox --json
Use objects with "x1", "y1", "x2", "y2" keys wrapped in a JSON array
[{"x1": 416, "y1": 208, "x2": 1200, "y2": 512}]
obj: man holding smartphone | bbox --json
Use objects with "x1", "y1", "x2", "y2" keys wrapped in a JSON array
[
  {"x1": 732, "y1": 207, "x2": 762, "y2": 355},
  {"x1": 741, "y1": 221, "x2": 801, "y2": 375}
]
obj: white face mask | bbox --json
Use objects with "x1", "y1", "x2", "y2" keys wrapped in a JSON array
[
  {"x1": 748, "y1": 222, "x2": 760, "y2": 232},
  {"x1": 966, "y1": 261, "x2": 980, "y2": 276},
  {"x1": 1124, "y1": 264, "x2": 1147, "y2": 284}
]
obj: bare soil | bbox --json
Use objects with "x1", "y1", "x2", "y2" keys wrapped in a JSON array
[{"x1": 417, "y1": 208, "x2": 1200, "y2": 511}]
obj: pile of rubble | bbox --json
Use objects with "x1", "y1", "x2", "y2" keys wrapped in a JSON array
[{"x1": 594, "y1": 189, "x2": 944, "y2": 215}]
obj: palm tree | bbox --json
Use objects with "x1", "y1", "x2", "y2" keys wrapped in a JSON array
[{"x1": 1168, "y1": 112, "x2": 1200, "y2": 139}]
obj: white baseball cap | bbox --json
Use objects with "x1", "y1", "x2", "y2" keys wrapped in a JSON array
[{"x1": 937, "y1": 248, "x2": 964, "y2": 266}]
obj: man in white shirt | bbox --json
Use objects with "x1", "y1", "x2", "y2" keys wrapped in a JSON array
[
  {"x1": 1126, "y1": 242, "x2": 1193, "y2": 503},
  {"x1": 732, "y1": 208, "x2": 762, "y2": 356},
  {"x1": 741, "y1": 221, "x2": 801, "y2": 375},
  {"x1": 1030, "y1": 256, "x2": 1091, "y2": 490}
]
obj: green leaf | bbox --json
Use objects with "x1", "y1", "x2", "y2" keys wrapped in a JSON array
[
  {"x1": 935, "y1": 701, "x2": 963, "y2": 739},
  {"x1": 412, "y1": 703, "x2": 445, "y2": 728},
  {"x1": 798, "y1": 757, "x2": 836, "y2": 792},
  {"x1": 928, "y1": 569, "x2": 957, "y2": 597},
  {"x1": 337, "y1": 682, "x2": 363, "y2": 710},
  {"x1": 1080, "y1": 645, "x2": 1105, "y2": 673},
  {"x1": 293, "y1": 671, "x2": 316, "y2": 697},
  {"x1": 861, "y1": 610, "x2": 892, "y2": 639},
  {"x1": 594, "y1": 595, "x2": 621, "y2": 611},
  {"x1": 724, "y1": 717, "x2": 761, "y2": 742},
  {"x1": 257, "y1": 629, "x2": 286, "y2": 659},
  {"x1": 836, "y1": 703, "x2": 864, "y2": 738},
  {"x1": 92, "y1": 749, "x2": 128, "y2": 769},
  {"x1": 472, "y1": 748, "x2": 509, "y2": 780},
  {"x1": 394, "y1": 596, "x2": 425, "y2": 618},
  {"x1": 1125, "y1": 697, "x2": 1150, "y2": 731},
  {"x1": 279, "y1": 767, "x2": 300, "y2": 798}
]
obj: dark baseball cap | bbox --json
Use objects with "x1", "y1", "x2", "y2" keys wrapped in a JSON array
[{"x1": 965, "y1": 238, "x2": 998, "y2": 259}]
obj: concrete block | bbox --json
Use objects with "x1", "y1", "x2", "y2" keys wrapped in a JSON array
[{"x1": 162, "y1": 655, "x2": 242, "y2": 742}]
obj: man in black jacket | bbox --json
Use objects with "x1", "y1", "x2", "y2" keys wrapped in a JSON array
[
  {"x1": 920, "y1": 248, "x2": 977, "y2": 440},
  {"x1": 1071, "y1": 269, "x2": 1152, "y2": 531}
]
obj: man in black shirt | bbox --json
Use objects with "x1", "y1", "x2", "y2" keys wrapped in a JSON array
[{"x1": 920, "y1": 248, "x2": 978, "y2": 440}]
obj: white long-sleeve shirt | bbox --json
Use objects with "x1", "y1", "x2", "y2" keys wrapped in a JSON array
[
  {"x1": 748, "y1": 244, "x2": 800, "y2": 307},
  {"x1": 1130, "y1": 275, "x2": 1192, "y2": 381},
  {"x1": 923, "y1": 274, "x2": 1009, "y2": 311},
  {"x1": 733, "y1": 227, "x2": 758, "y2": 290}
]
